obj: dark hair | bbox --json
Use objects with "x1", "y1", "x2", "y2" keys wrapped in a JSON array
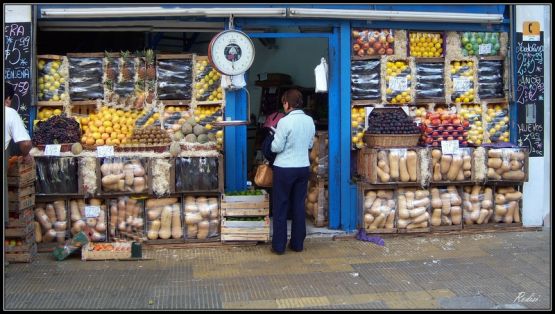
[
  {"x1": 5, "y1": 83, "x2": 15, "y2": 100},
  {"x1": 281, "y1": 89, "x2": 303, "y2": 109}
]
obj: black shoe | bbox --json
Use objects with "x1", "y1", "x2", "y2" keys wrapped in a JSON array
[
  {"x1": 270, "y1": 247, "x2": 285, "y2": 255},
  {"x1": 288, "y1": 243, "x2": 303, "y2": 252}
]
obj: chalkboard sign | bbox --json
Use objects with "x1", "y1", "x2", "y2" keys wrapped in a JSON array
[
  {"x1": 4, "y1": 22, "x2": 32, "y2": 130},
  {"x1": 515, "y1": 32, "x2": 544, "y2": 157}
]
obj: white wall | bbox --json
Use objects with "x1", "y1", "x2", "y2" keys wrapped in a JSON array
[
  {"x1": 516, "y1": 5, "x2": 551, "y2": 227},
  {"x1": 246, "y1": 37, "x2": 328, "y2": 119}
]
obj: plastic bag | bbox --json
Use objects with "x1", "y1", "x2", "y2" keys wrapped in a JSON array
[
  {"x1": 68, "y1": 57, "x2": 104, "y2": 100},
  {"x1": 314, "y1": 58, "x2": 328, "y2": 93},
  {"x1": 430, "y1": 186, "x2": 463, "y2": 226},
  {"x1": 156, "y1": 59, "x2": 192, "y2": 100},
  {"x1": 362, "y1": 189, "x2": 396, "y2": 231},
  {"x1": 396, "y1": 187, "x2": 431, "y2": 230}
]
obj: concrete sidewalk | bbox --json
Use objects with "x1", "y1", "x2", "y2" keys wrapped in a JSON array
[{"x1": 3, "y1": 228, "x2": 551, "y2": 310}]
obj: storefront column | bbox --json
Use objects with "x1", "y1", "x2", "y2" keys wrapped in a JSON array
[{"x1": 224, "y1": 89, "x2": 248, "y2": 192}]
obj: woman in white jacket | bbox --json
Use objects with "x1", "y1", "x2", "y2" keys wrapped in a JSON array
[{"x1": 270, "y1": 89, "x2": 315, "y2": 254}]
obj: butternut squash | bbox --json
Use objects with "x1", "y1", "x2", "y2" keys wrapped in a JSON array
[
  {"x1": 398, "y1": 195, "x2": 409, "y2": 219},
  {"x1": 488, "y1": 149, "x2": 502, "y2": 158},
  {"x1": 495, "y1": 204, "x2": 508, "y2": 216},
  {"x1": 369, "y1": 213, "x2": 385, "y2": 230},
  {"x1": 146, "y1": 198, "x2": 178, "y2": 208},
  {"x1": 364, "y1": 191, "x2": 377, "y2": 209},
  {"x1": 441, "y1": 193, "x2": 451, "y2": 215},
  {"x1": 446, "y1": 156, "x2": 463, "y2": 181},
  {"x1": 376, "y1": 166, "x2": 390, "y2": 182},
  {"x1": 43, "y1": 229, "x2": 57, "y2": 243},
  {"x1": 447, "y1": 186, "x2": 462, "y2": 206},
  {"x1": 504, "y1": 201, "x2": 517, "y2": 223},
  {"x1": 482, "y1": 187, "x2": 493, "y2": 209},
  {"x1": 431, "y1": 208, "x2": 442, "y2": 226},
  {"x1": 441, "y1": 215, "x2": 452, "y2": 226},
  {"x1": 45, "y1": 204, "x2": 57, "y2": 224},
  {"x1": 406, "y1": 150, "x2": 418, "y2": 181},
  {"x1": 407, "y1": 219, "x2": 428, "y2": 229},
  {"x1": 187, "y1": 224, "x2": 198, "y2": 238},
  {"x1": 35, "y1": 207, "x2": 52, "y2": 230},
  {"x1": 431, "y1": 149, "x2": 442, "y2": 165},
  {"x1": 34, "y1": 222, "x2": 42, "y2": 243},
  {"x1": 487, "y1": 157, "x2": 503, "y2": 169},
  {"x1": 513, "y1": 202, "x2": 521, "y2": 223},
  {"x1": 487, "y1": 168, "x2": 502, "y2": 180},
  {"x1": 147, "y1": 220, "x2": 161, "y2": 240},
  {"x1": 477, "y1": 209, "x2": 490, "y2": 224},
  {"x1": 385, "y1": 210, "x2": 395, "y2": 229},
  {"x1": 72, "y1": 220, "x2": 86, "y2": 235},
  {"x1": 397, "y1": 218, "x2": 410, "y2": 229},
  {"x1": 96, "y1": 209, "x2": 106, "y2": 232},
  {"x1": 470, "y1": 209, "x2": 480, "y2": 222},
  {"x1": 462, "y1": 155, "x2": 472, "y2": 171},
  {"x1": 510, "y1": 151, "x2": 526, "y2": 161},
  {"x1": 171, "y1": 204, "x2": 183, "y2": 239},
  {"x1": 440, "y1": 155, "x2": 452, "y2": 176},
  {"x1": 501, "y1": 171, "x2": 526, "y2": 181},
  {"x1": 133, "y1": 177, "x2": 146, "y2": 193},
  {"x1": 495, "y1": 194, "x2": 506, "y2": 205},
  {"x1": 209, "y1": 219, "x2": 220, "y2": 235},
  {"x1": 389, "y1": 151, "x2": 400, "y2": 180},
  {"x1": 451, "y1": 206, "x2": 462, "y2": 225},
  {"x1": 376, "y1": 190, "x2": 393, "y2": 199},
  {"x1": 412, "y1": 197, "x2": 430, "y2": 208},
  {"x1": 364, "y1": 213, "x2": 375, "y2": 227},
  {"x1": 70, "y1": 200, "x2": 81, "y2": 221},
  {"x1": 399, "y1": 156, "x2": 410, "y2": 182},
  {"x1": 431, "y1": 188, "x2": 442, "y2": 208},
  {"x1": 369, "y1": 199, "x2": 383, "y2": 216},
  {"x1": 158, "y1": 206, "x2": 173, "y2": 239},
  {"x1": 410, "y1": 207, "x2": 427, "y2": 218},
  {"x1": 433, "y1": 163, "x2": 442, "y2": 181}
]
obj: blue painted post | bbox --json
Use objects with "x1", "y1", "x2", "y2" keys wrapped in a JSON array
[
  {"x1": 223, "y1": 88, "x2": 248, "y2": 192},
  {"x1": 339, "y1": 20, "x2": 355, "y2": 232},
  {"x1": 327, "y1": 26, "x2": 341, "y2": 230}
]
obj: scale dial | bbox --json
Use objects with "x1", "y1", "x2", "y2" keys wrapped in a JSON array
[{"x1": 208, "y1": 30, "x2": 255, "y2": 76}]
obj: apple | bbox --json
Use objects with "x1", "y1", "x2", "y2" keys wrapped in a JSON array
[
  {"x1": 373, "y1": 41, "x2": 382, "y2": 50},
  {"x1": 368, "y1": 36, "x2": 377, "y2": 45},
  {"x1": 462, "y1": 131, "x2": 469, "y2": 137},
  {"x1": 432, "y1": 131, "x2": 439, "y2": 137},
  {"x1": 447, "y1": 126, "x2": 454, "y2": 131},
  {"x1": 463, "y1": 121, "x2": 470, "y2": 128},
  {"x1": 461, "y1": 141, "x2": 468, "y2": 146},
  {"x1": 379, "y1": 35, "x2": 387, "y2": 43},
  {"x1": 453, "y1": 118, "x2": 461, "y2": 125},
  {"x1": 357, "y1": 49, "x2": 365, "y2": 57},
  {"x1": 362, "y1": 42, "x2": 370, "y2": 50},
  {"x1": 357, "y1": 37, "x2": 364, "y2": 45},
  {"x1": 367, "y1": 48, "x2": 375, "y2": 55},
  {"x1": 378, "y1": 48, "x2": 386, "y2": 55},
  {"x1": 447, "y1": 136, "x2": 454, "y2": 141},
  {"x1": 431, "y1": 119, "x2": 441, "y2": 126},
  {"x1": 352, "y1": 30, "x2": 360, "y2": 38},
  {"x1": 425, "y1": 137, "x2": 433, "y2": 144},
  {"x1": 386, "y1": 48, "x2": 394, "y2": 55},
  {"x1": 353, "y1": 44, "x2": 361, "y2": 52},
  {"x1": 457, "y1": 136, "x2": 464, "y2": 141},
  {"x1": 437, "y1": 125, "x2": 445, "y2": 131},
  {"x1": 456, "y1": 126, "x2": 464, "y2": 131},
  {"x1": 452, "y1": 131, "x2": 459, "y2": 136},
  {"x1": 442, "y1": 131, "x2": 449, "y2": 137},
  {"x1": 432, "y1": 141, "x2": 439, "y2": 147},
  {"x1": 425, "y1": 127, "x2": 433, "y2": 133},
  {"x1": 387, "y1": 34, "x2": 395, "y2": 43}
]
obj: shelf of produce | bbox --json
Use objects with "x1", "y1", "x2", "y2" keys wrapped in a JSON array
[
  {"x1": 357, "y1": 182, "x2": 397, "y2": 234},
  {"x1": 351, "y1": 100, "x2": 380, "y2": 106},
  {"x1": 160, "y1": 99, "x2": 192, "y2": 106},
  {"x1": 36, "y1": 101, "x2": 66, "y2": 107},
  {"x1": 196, "y1": 100, "x2": 224, "y2": 106}
]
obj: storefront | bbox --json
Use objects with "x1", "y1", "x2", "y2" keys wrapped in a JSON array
[{"x1": 4, "y1": 4, "x2": 550, "y2": 254}]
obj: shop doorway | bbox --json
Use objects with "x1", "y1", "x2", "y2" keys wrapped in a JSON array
[{"x1": 245, "y1": 32, "x2": 337, "y2": 235}]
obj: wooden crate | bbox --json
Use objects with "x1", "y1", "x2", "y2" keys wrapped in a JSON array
[
  {"x1": 485, "y1": 148, "x2": 529, "y2": 183},
  {"x1": 429, "y1": 186, "x2": 464, "y2": 232},
  {"x1": 148, "y1": 158, "x2": 176, "y2": 196},
  {"x1": 428, "y1": 147, "x2": 476, "y2": 184},
  {"x1": 81, "y1": 242, "x2": 132, "y2": 260},
  {"x1": 8, "y1": 169, "x2": 36, "y2": 188},
  {"x1": 174, "y1": 155, "x2": 224, "y2": 193},
  {"x1": 5, "y1": 243, "x2": 38, "y2": 263},
  {"x1": 7, "y1": 158, "x2": 35, "y2": 176},
  {"x1": 7, "y1": 207, "x2": 34, "y2": 227},
  {"x1": 8, "y1": 185, "x2": 35, "y2": 200},
  {"x1": 4, "y1": 242, "x2": 37, "y2": 253},
  {"x1": 221, "y1": 216, "x2": 270, "y2": 243},
  {"x1": 5, "y1": 223, "x2": 34, "y2": 238},
  {"x1": 8, "y1": 195, "x2": 35, "y2": 212},
  {"x1": 193, "y1": 55, "x2": 225, "y2": 105},
  {"x1": 306, "y1": 178, "x2": 328, "y2": 228},
  {"x1": 96, "y1": 157, "x2": 151, "y2": 196},
  {"x1": 357, "y1": 182, "x2": 397, "y2": 234},
  {"x1": 357, "y1": 147, "x2": 421, "y2": 185}
]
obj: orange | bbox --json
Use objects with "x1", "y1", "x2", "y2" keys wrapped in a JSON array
[
  {"x1": 86, "y1": 138, "x2": 95, "y2": 146},
  {"x1": 95, "y1": 139, "x2": 104, "y2": 145},
  {"x1": 101, "y1": 133, "x2": 110, "y2": 140},
  {"x1": 110, "y1": 133, "x2": 118, "y2": 140}
]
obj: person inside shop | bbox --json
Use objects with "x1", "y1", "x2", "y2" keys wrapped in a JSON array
[
  {"x1": 4, "y1": 83, "x2": 33, "y2": 227},
  {"x1": 269, "y1": 88, "x2": 315, "y2": 255}
]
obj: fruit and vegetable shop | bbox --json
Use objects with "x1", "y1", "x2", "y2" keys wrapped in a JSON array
[{"x1": 4, "y1": 4, "x2": 549, "y2": 261}]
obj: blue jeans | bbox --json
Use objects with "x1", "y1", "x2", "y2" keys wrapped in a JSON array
[{"x1": 271, "y1": 166, "x2": 309, "y2": 252}]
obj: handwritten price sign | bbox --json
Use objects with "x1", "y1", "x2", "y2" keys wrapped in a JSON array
[
  {"x1": 453, "y1": 77, "x2": 471, "y2": 92},
  {"x1": 389, "y1": 76, "x2": 408, "y2": 92},
  {"x1": 441, "y1": 140, "x2": 460, "y2": 155},
  {"x1": 85, "y1": 206, "x2": 100, "y2": 218},
  {"x1": 97, "y1": 146, "x2": 114, "y2": 158},
  {"x1": 44, "y1": 144, "x2": 61, "y2": 156}
]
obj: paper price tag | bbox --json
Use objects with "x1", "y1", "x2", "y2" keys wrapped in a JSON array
[
  {"x1": 97, "y1": 146, "x2": 114, "y2": 158},
  {"x1": 44, "y1": 144, "x2": 61, "y2": 156},
  {"x1": 389, "y1": 76, "x2": 408, "y2": 92},
  {"x1": 453, "y1": 77, "x2": 471, "y2": 92},
  {"x1": 479, "y1": 43, "x2": 492, "y2": 55},
  {"x1": 85, "y1": 206, "x2": 100, "y2": 218},
  {"x1": 441, "y1": 140, "x2": 460, "y2": 155}
]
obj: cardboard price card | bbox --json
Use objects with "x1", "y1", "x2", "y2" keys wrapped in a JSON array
[
  {"x1": 441, "y1": 140, "x2": 460, "y2": 155},
  {"x1": 85, "y1": 206, "x2": 101, "y2": 218},
  {"x1": 44, "y1": 144, "x2": 61, "y2": 156},
  {"x1": 96, "y1": 146, "x2": 115, "y2": 158}
]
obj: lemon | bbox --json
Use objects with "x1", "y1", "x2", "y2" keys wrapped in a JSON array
[{"x1": 52, "y1": 95, "x2": 60, "y2": 101}]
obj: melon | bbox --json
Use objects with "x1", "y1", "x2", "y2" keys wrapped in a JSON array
[
  {"x1": 193, "y1": 124, "x2": 206, "y2": 136},
  {"x1": 169, "y1": 142, "x2": 181, "y2": 157},
  {"x1": 181, "y1": 123, "x2": 193, "y2": 135},
  {"x1": 71, "y1": 142, "x2": 83, "y2": 155},
  {"x1": 197, "y1": 134, "x2": 209, "y2": 144},
  {"x1": 184, "y1": 134, "x2": 197, "y2": 143}
]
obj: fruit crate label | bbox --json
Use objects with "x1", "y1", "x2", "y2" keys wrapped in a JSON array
[
  {"x1": 389, "y1": 76, "x2": 408, "y2": 92},
  {"x1": 441, "y1": 140, "x2": 460, "y2": 155},
  {"x1": 453, "y1": 77, "x2": 471, "y2": 92},
  {"x1": 97, "y1": 146, "x2": 114, "y2": 158},
  {"x1": 44, "y1": 144, "x2": 61, "y2": 156},
  {"x1": 479, "y1": 44, "x2": 492, "y2": 55},
  {"x1": 85, "y1": 206, "x2": 100, "y2": 218}
]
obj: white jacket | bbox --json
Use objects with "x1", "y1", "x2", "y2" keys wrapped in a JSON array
[{"x1": 271, "y1": 110, "x2": 315, "y2": 168}]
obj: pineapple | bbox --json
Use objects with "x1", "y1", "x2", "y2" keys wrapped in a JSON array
[
  {"x1": 104, "y1": 51, "x2": 117, "y2": 81},
  {"x1": 120, "y1": 50, "x2": 132, "y2": 81},
  {"x1": 145, "y1": 49, "x2": 156, "y2": 80}
]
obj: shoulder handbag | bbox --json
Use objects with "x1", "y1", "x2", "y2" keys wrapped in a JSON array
[{"x1": 254, "y1": 163, "x2": 273, "y2": 187}]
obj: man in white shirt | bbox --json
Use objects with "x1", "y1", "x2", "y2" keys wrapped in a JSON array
[
  {"x1": 270, "y1": 88, "x2": 315, "y2": 254},
  {"x1": 4, "y1": 83, "x2": 33, "y2": 233}
]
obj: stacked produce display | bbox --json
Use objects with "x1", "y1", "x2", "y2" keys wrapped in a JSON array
[
  {"x1": 220, "y1": 190, "x2": 270, "y2": 242},
  {"x1": 306, "y1": 131, "x2": 329, "y2": 227},
  {"x1": 6, "y1": 157, "x2": 38, "y2": 263}
]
